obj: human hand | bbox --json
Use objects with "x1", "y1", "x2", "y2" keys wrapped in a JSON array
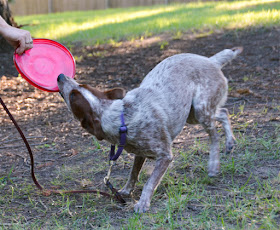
[{"x1": 1, "y1": 25, "x2": 33, "y2": 55}]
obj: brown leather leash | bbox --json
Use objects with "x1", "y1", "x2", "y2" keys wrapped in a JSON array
[{"x1": 0, "y1": 96, "x2": 126, "y2": 204}]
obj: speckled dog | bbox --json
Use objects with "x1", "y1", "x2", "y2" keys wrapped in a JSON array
[{"x1": 57, "y1": 47, "x2": 242, "y2": 213}]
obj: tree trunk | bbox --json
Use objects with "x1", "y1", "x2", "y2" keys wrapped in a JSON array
[{"x1": 0, "y1": 0, "x2": 17, "y2": 52}]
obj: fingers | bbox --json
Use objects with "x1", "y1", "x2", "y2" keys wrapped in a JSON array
[
  {"x1": 16, "y1": 31, "x2": 33, "y2": 55},
  {"x1": 16, "y1": 36, "x2": 33, "y2": 55},
  {"x1": 16, "y1": 40, "x2": 33, "y2": 55}
]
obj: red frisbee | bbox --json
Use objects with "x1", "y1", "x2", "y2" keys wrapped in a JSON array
[{"x1": 13, "y1": 38, "x2": 76, "y2": 92}]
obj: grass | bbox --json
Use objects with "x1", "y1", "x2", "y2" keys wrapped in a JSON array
[
  {"x1": 1, "y1": 1, "x2": 279, "y2": 229},
  {"x1": 0, "y1": 124, "x2": 279, "y2": 229},
  {"x1": 15, "y1": 0, "x2": 280, "y2": 45}
]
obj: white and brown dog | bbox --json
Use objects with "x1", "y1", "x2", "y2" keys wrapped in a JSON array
[{"x1": 57, "y1": 47, "x2": 242, "y2": 213}]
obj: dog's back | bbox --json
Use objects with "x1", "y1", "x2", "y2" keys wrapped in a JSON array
[
  {"x1": 140, "y1": 47, "x2": 243, "y2": 92},
  {"x1": 123, "y1": 48, "x2": 242, "y2": 141}
]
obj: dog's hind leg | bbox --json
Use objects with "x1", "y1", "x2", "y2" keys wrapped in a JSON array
[
  {"x1": 215, "y1": 108, "x2": 236, "y2": 154},
  {"x1": 119, "y1": 156, "x2": 146, "y2": 196},
  {"x1": 205, "y1": 122, "x2": 220, "y2": 177}
]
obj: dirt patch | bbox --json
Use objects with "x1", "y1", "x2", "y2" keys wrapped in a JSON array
[{"x1": 0, "y1": 27, "x2": 279, "y2": 227}]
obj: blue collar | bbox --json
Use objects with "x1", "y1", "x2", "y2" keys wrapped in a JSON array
[{"x1": 109, "y1": 112, "x2": 127, "y2": 161}]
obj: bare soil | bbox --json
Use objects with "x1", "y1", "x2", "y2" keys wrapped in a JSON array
[{"x1": 0, "y1": 27, "x2": 279, "y2": 227}]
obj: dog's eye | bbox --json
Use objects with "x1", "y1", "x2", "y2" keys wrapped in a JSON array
[
  {"x1": 69, "y1": 90, "x2": 81, "y2": 104},
  {"x1": 69, "y1": 92, "x2": 74, "y2": 101}
]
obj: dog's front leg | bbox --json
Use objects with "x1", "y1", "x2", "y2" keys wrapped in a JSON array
[
  {"x1": 119, "y1": 156, "x2": 146, "y2": 196},
  {"x1": 134, "y1": 153, "x2": 173, "y2": 213}
]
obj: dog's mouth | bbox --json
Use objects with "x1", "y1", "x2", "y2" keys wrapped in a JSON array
[
  {"x1": 59, "y1": 91, "x2": 64, "y2": 99},
  {"x1": 57, "y1": 73, "x2": 67, "y2": 100}
]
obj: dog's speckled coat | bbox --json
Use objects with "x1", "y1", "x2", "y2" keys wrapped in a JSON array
[{"x1": 58, "y1": 47, "x2": 242, "y2": 213}]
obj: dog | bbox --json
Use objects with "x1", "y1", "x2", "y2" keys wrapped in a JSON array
[{"x1": 57, "y1": 47, "x2": 242, "y2": 213}]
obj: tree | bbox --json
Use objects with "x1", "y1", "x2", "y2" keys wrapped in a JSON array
[{"x1": 0, "y1": 0, "x2": 17, "y2": 52}]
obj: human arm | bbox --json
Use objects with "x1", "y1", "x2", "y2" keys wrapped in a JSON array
[{"x1": 0, "y1": 16, "x2": 33, "y2": 55}]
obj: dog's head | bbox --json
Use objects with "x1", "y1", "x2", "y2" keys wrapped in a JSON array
[{"x1": 57, "y1": 74, "x2": 125, "y2": 140}]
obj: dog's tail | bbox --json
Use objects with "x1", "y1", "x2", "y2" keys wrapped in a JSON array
[{"x1": 209, "y1": 47, "x2": 243, "y2": 68}]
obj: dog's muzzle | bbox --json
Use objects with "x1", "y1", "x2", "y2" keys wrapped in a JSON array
[
  {"x1": 57, "y1": 73, "x2": 65, "y2": 98},
  {"x1": 57, "y1": 73, "x2": 66, "y2": 83}
]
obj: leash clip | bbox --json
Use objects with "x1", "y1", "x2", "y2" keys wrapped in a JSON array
[
  {"x1": 104, "y1": 160, "x2": 114, "y2": 185},
  {"x1": 103, "y1": 161, "x2": 126, "y2": 205}
]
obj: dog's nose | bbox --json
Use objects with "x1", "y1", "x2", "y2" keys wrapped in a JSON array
[{"x1": 57, "y1": 73, "x2": 65, "y2": 82}]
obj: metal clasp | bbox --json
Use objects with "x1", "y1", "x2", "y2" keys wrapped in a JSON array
[
  {"x1": 103, "y1": 160, "x2": 126, "y2": 204},
  {"x1": 104, "y1": 160, "x2": 114, "y2": 185}
]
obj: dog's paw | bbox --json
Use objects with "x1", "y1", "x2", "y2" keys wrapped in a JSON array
[
  {"x1": 226, "y1": 138, "x2": 236, "y2": 154},
  {"x1": 208, "y1": 160, "x2": 220, "y2": 177},
  {"x1": 118, "y1": 188, "x2": 132, "y2": 196},
  {"x1": 208, "y1": 171, "x2": 220, "y2": 177},
  {"x1": 134, "y1": 200, "x2": 150, "y2": 213}
]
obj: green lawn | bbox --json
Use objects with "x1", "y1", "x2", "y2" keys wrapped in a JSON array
[
  {"x1": 1, "y1": 1, "x2": 279, "y2": 229},
  {"x1": 15, "y1": 0, "x2": 280, "y2": 45}
]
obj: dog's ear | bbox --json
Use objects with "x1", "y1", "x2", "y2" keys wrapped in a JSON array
[
  {"x1": 80, "y1": 85, "x2": 108, "y2": 99},
  {"x1": 92, "y1": 118, "x2": 105, "y2": 140},
  {"x1": 80, "y1": 116, "x2": 105, "y2": 140},
  {"x1": 69, "y1": 89, "x2": 105, "y2": 140},
  {"x1": 104, "y1": 88, "x2": 126, "y2": 100},
  {"x1": 81, "y1": 85, "x2": 125, "y2": 100},
  {"x1": 69, "y1": 89, "x2": 90, "y2": 120},
  {"x1": 81, "y1": 114, "x2": 93, "y2": 130}
]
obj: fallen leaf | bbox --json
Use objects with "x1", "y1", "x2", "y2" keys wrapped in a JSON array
[
  {"x1": 42, "y1": 190, "x2": 52, "y2": 196},
  {"x1": 37, "y1": 162, "x2": 54, "y2": 169},
  {"x1": 71, "y1": 149, "x2": 79, "y2": 156},
  {"x1": 80, "y1": 179, "x2": 92, "y2": 188},
  {"x1": 236, "y1": 88, "x2": 254, "y2": 95},
  {"x1": 269, "y1": 117, "x2": 280, "y2": 121}
]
